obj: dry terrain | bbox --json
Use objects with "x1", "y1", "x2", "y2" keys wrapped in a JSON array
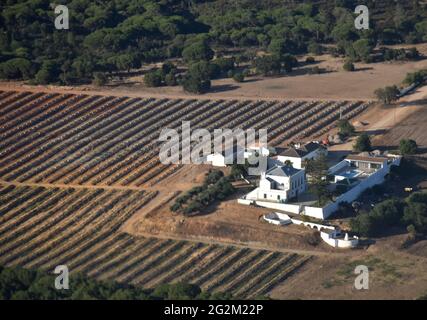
[
  {"x1": 328, "y1": 85, "x2": 427, "y2": 156},
  {"x1": 3, "y1": 44, "x2": 426, "y2": 102}
]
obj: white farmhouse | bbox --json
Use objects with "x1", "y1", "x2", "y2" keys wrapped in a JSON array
[
  {"x1": 254, "y1": 165, "x2": 307, "y2": 202},
  {"x1": 275, "y1": 142, "x2": 327, "y2": 169}
]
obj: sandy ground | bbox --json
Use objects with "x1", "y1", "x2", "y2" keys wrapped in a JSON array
[
  {"x1": 271, "y1": 243, "x2": 427, "y2": 300},
  {"x1": 329, "y1": 85, "x2": 427, "y2": 155}
]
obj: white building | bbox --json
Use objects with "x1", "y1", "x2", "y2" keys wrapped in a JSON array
[
  {"x1": 245, "y1": 165, "x2": 307, "y2": 203},
  {"x1": 275, "y1": 142, "x2": 327, "y2": 169},
  {"x1": 207, "y1": 148, "x2": 246, "y2": 167},
  {"x1": 239, "y1": 150, "x2": 402, "y2": 220}
]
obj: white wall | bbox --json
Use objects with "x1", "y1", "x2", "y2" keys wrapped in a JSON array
[
  {"x1": 320, "y1": 232, "x2": 359, "y2": 248},
  {"x1": 305, "y1": 158, "x2": 401, "y2": 219},
  {"x1": 207, "y1": 154, "x2": 226, "y2": 167},
  {"x1": 328, "y1": 160, "x2": 349, "y2": 175},
  {"x1": 304, "y1": 206, "x2": 326, "y2": 219},
  {"x1": 254, "y1": 201, "x2": 302, "y2": 214}
]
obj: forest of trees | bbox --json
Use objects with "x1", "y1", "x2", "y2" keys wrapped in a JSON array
[
  {"x1": 0, "y1": 0, "x2": 427, "y2": 86},
  {"x1": 0, "y1": 265, "x2": 233, "y2": 300}
]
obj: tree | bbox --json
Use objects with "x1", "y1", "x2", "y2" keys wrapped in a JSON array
[
  {"x1": 350, "y1": 213, "x2": 376, "y2": 237},
  {"x1": 35, "y1": 61, "x2": 60, "y2": 84},
  {"x1": 343, "y1": 60, "x2": 355, "y2": 72},
  {"x1": 403, "y1": 192, "x2": 427, "y2": 234},
  {"x1": 92, "y1": 72, "x2": 107, "y2": 86},
  {"x1": 268, "y1": 39, "x2": 288, "y2": 57},
  {"x1": 182, "y1": 41, "x2": 214, "y2": 63},
  {"x1": 254, "y1": 55, "x2": 281, "y2": 76},
  {"x1": 144, "y1": 71, "x2": 163, "y2": 87},
  {"x1": 370, "y1": 199, "x2": 404, "y2": 227},
  {"x1": 374, "y1": 86, "x2": 400, "y2": 104},
  {"x1": 281, "y1": 54, "x2": 298, "y2": 73},
  {"x1": 353, "y1": 133, "x2": 372, "y2": 152},
  {"x1": 306, "y1": 155, "x2": 331, "y2": 205},
  {"x1": 212, "y1": 57, "x2": 235, "y2": 74},
  {"x1": 230, "y1": 164, "x2": 246, "y2": 180},
  {"x1": 403, "y1": 69, "x2": 427, "y2": 85},
  {"x1": 182, "y1": 75, "x2": 211, "y2": 94},
  {"x1": 307, "y1": 42, "x2": 323, "y2": 55},
  {"x1": 403, "y1": 202, "x2": 427, "y2": 234},
  {"x1": 232, "y1": 72, "x2": 244, "y2": 82},
  {"x1": 0, "y1": 58, "x2": 33, "y2": 80},
  {"x1": 353, "y1": 39, "x2": 373, "y2": 62},
  {"x1": 337, "y1": 119, "x2": 355, "y2": 138},
  {"x1": 205, "y1": 170, "x2": 224, "y2": 185},
  {"x1": 399, "y1": 139, "x2": 418, "y2": 156}
]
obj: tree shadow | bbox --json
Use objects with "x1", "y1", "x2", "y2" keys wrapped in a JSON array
[
  {"x1": 360, "y1": 129, "x2": 388, "y2": 135},
  {"x1": 289, "y1": 67, "x2": 334, "y2": 77},
  {"x1": 400, "y1": 99, "x2": 427, "y2": 106},
  {"x1": 355, "y1": 67, "x2": 374, "y2": 72},
  {"x1": 209, "y1": 84, "x2": 240, "y2": 93}
]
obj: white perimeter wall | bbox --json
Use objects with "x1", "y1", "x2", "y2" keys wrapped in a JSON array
[{"x1": 254, "y1": 201, "x2": 302, "y2": 214}]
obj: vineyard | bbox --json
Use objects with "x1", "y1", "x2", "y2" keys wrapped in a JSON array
[
  {"x1": 0, "y1": 90, "x2": 371, "y2": 297},
  {"x1": 0, "y1": 184, "x2": 311, "y2": 298},
  {"x1": 0, "y1": 90, "x2": 371, "y2": 188}
]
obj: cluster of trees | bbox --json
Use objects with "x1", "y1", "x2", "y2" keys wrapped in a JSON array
[
  {"x1": 144, "y1": 62, "x2": 178, "y2": 87},
  {"x1": 196, "y1": 1, "x2": 427, "y2": 53},
  {"x1": 170, "y1": 170, "x2": 235, "y2": 215},
  {"x1": 350, "y1": 192, "x2": 427, "y2": 238},
  {"x1": 0, "y1": 0, "x2": 205, "y2": 84},
  {"x1": 181, "y1": 55, "x2": 237, "y2": 93},
  {"x1": 374, "y1": 85, "x2": 400, "y2": 104},
  {"x1": 1, "y1": 1, "x2": 427, "y2": 85},
  {"x1": 0, "y1": 266, "x2": 229, "y2": 300},
  {"x1": 403, "y1": 68, "x2": 427, "y2": 85},
  {"x1": 253, "y1": 54, "x2": 298, "y2": 76},
  {"x1": 380, "y1": 47, "x2": 420, "y2": 62}
]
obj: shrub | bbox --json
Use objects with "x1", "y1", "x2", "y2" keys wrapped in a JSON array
[
  {"x1": 337, "y1": 119, "x2": 355, "y2": 138},
  {"x1": 343, "y1": 60, "x2": 355, "y2": 72},
  {"x1": 92, "y1": 72, "x2": 107, "y2": 86},
  {"x1": 399, "y1": 139, "x2": 418, "y2": 156},
  {"x1": 164, "y1": 73, "x2": 177, "y2": 86},
  {"x1": 182, "y1": 76, "x2": 211, "y2": 94},
  {"x1": 309, "y1": 66, "x2": 322, "y2": 74},
  {"x1": 144, "y1": 71, "x2": 163, "y2": 87},
  {"x1": 304, "y1": 230, "x2": 321, "y2": 246},
  {"x1": 350, "y1": 213, "x2": 376, "y2": 237},
  {"x1": 305, "y1": 56, "x2": 315, "y2": 64},
  {"x1": 232, "y1": 72, "x2": 245, "y2": 82}
]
